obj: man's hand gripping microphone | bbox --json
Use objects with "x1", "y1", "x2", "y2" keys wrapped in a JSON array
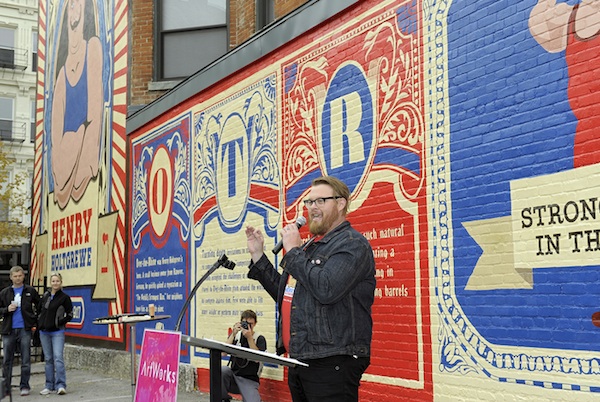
[{"x1": 272, "y1": 216, "x2": 307, "y2": 254}]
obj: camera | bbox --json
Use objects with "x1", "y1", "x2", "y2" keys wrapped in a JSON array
[{"x1": 240, "y1": 321, "x2": 249, "y2": 330}]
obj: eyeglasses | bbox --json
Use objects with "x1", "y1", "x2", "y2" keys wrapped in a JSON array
[{"x1": 303, "y1": 196, "x2": 342, "y2": 207}]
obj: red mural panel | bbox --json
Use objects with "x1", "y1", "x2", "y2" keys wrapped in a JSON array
[{"x1": 279, "y1": 0, "x2": 432, "y2": 399}]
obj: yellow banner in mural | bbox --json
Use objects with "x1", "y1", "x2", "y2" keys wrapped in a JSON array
[
  {"x1": 464, "y1": 163, "x2": 600, "y2": 290},
  {"x1": 47, "y1": 181, "x2": 99, "y2": 286}
]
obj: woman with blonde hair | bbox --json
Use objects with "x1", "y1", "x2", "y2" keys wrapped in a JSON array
[{"x1": 38, "y1": 273, "x2": 73, "y2": 395}]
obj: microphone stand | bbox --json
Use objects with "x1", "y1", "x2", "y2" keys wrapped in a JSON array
[{"x1": 174, "y1": 254, "x2": 236, "y2": 332}]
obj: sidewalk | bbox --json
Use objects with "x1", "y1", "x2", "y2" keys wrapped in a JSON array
[{"x1": 3, "y1": 362, "x2": 214, "y2": 401}]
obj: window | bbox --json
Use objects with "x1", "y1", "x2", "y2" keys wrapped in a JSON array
[
  {"x1": 31, "y1": 31, "x2": 38, "y2": 72},
  {"x1": 0, "y1": 98, "x2": 14, "y2": 141},
  {"x1": 157, "y1": 0, "x2": 228, "y2": 80},
  {"x1": 256, "y1": 0, "x2": 275, "y2": 30},
  {"x1": 0, "y1": 27, "x2": 16, "y2": 69},
  {"x1": 30, "y1": 100, "x2": 36, "y2": 143}
]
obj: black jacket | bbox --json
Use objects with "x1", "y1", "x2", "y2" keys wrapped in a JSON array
[
  {"x1": 230, "y1": 333, "x2": 267, "y2": 383},
  {"x1": 38, "y1": 290, "x2": 73, "y2": 332},
  {"x1": 0, "y1": 284, "x2": 41, "y2": 334}
]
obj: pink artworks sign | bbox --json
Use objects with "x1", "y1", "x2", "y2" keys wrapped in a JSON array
[{"x1": 135, "y1": 329, "x2": 181, "y2": 402}]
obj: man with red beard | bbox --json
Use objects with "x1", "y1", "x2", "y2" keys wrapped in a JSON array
[{"x1": 245, "y1": 176, "x2": 376, "y2": 402}]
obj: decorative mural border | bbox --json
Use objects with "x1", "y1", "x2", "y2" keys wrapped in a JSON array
[
  {"x1": 428, "y1": 0, "x2": 600, "y2": 394},
  {"x1": 31, "y1": 0, "x2": 47, "y2": 288},
  {"x1": 106, "y1": 0, "x2": 128, "y2": 339}
]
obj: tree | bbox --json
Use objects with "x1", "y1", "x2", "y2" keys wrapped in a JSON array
[{"x1": 0, "y1": 142, "x2": 30, "y2": 248}]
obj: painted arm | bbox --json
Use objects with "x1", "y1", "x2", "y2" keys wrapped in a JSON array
[{"x1": 72, "y1": 36, "x2": 104, "y2": 200}]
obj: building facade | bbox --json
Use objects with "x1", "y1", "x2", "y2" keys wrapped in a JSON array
[
  {"x1": 129, "y1": 0, "x2": 307, "y2": 110},
  {"x1": 30, "y1": 0, "x2": 313, "y2": 349},
  {"x1": 31, "y1": 0, "x2": 600, "y2": 401},
  {"x1": 124, "y1": 0, "x2": 600, "y2": 401},
  {"x1": 0, "y1": 0, "x2": 38, "y2": 283}
]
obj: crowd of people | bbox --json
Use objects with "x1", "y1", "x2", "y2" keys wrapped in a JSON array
[{"x1": 0, "y1": 266, "x2": 73, "y2": 397}]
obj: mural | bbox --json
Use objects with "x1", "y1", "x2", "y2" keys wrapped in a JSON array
[
  {"x1": 433, "y1": 0, "x2": 600, "y2": 399},
  {"x1": 191, "y1": 75, "x2": 281, "y2": 378},
  {"x1": 32, "y1": 0, "x2": 128, "y2": 341},
  {"x1": 129, "y1": 115, "x2": 191, "y2": 355},
  {"x1": 128, "y1": 0, "x2": 433, "y2": 399},
  {"x1": 50, "y1": 0, "x2": 104, "y2": 208},
  {"x1": 280, "y1": 0, "x2": 427, "y2": 391},
  {"x1": 122, "y1": 0, "x2": 600, "y2": 400}
]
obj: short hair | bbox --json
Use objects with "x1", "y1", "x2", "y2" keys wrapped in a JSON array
[
  {"x1": 9, "y1": 266, "x2": 24, "y2": 276},
  {"x1": 241, "y1": 309, "x2": 257, "y2": 322},
  {"x1": 311, "y1": 176, "x2": 350, "y2": 214}
]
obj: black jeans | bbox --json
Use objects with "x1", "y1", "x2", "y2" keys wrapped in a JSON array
[{"x1": 288, "y1": 355, "x2": 370, "y2": 402}]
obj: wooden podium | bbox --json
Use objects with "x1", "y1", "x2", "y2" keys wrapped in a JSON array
[{"x1": 182, "y1": 336, "x2": 308, "y2": 402}]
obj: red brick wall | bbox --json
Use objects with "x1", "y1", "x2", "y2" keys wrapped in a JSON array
[
  {"x1": 129, "y1": 0, "x2": 164, "y2": 106},
  {"x1": 129, "y1": 0, "x2": 310, "y2": 107},
  {"x1": 275, "y1": 0, "x2": 306, "y2": 16},
  {"x1": 229, "y1": 0, "x2": 255, "y2": 48}
]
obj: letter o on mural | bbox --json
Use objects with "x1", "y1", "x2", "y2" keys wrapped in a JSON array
[
  {"x1": 148, "y1": 146, "x2": 173, "y2": 238},
  {"x1": 216, "y1": 113, "x2": 249, "y2": 226},
  {"x1": 321, "y1": 62, "x2": 374, "y2": 193}
]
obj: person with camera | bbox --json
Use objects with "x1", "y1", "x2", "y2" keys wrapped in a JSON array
[
  {"x1": 245, "y1": 176, "x2": 376, "y2": 402},
  {"x1": 221, "y1": 309, "x2": 267, "y2": 402},
  {"x1": 0, "y1": 265, "x2": 41, "y2": 397}
]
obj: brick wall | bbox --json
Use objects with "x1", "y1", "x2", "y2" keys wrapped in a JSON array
[
  {"x1": 126, "y1": 0, "x2": 600, "y2": 400},
  {"x1": 129, "y1": 0, "x2": 161, "y2": 107},
  {"x1": 129, "y1": 0, "x2": 309, "y2": 109},
  {"x1": 230, "y1": 0, "x2": 309, "y2": 48},
  {"x1": 229, "y1": 0, "x2": 255, "y2": 48},
  {"x1": 275, "y1": 0, "x2": 306, "y2": 16}
]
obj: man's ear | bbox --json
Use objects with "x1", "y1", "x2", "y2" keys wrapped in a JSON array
[{"x1": 337, "y1": 197, "x2": 347, "y2": 213}]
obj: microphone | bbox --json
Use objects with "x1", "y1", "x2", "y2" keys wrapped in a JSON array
[{"x1": 272, "y1": 216, "x2": 307, "y2": 254}]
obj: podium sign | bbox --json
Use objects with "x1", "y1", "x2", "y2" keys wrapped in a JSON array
[{"x1": 135, "y1": 329, "x2": 182, "y2": 402}]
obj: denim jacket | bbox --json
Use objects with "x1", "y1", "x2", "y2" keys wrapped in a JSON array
[{"x1": 248, "y1": 220, "x2": 376, "y2": 360}]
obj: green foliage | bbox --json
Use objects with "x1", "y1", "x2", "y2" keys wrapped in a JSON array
[{"x1": 0, "y1": 142, "x2": 30, "y2": 248}]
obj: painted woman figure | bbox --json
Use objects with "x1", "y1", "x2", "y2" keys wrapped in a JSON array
[
  {"x1": 51, "y1": 0, "x2": 103, "y2": 209},
  {"x1": 38, "y1": 273, "x2": 73, "y2": 395},
  {"x1": 529, "y1": 0, "x2": 600, "y2": 168}
]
